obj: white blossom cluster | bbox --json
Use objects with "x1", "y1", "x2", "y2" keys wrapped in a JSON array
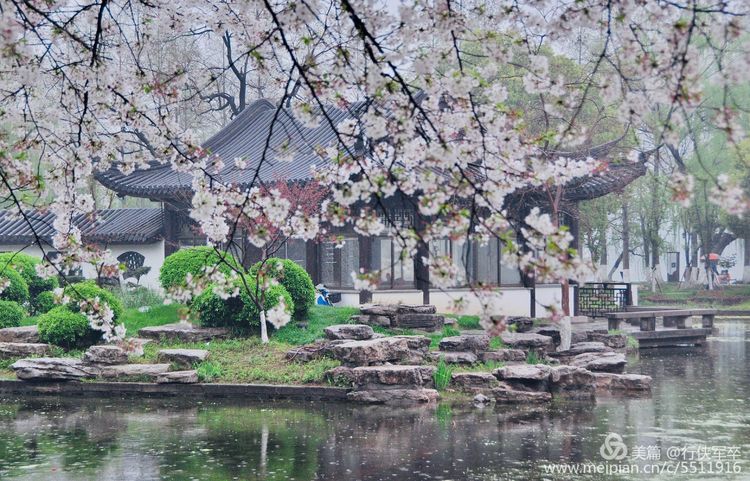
[{"x1": 0, "y1": 0, "x2": 747, "y2": 327}]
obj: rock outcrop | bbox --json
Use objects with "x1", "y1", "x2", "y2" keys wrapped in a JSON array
[
  {"x1": 331, "y1": 337, "x2": 414, "y2": 366},
  {"x1": 324, "y1": 324, "x2": 375, "y2": 341},
  {"x1": 548, "y1": 365, "x2": 596, "y2": 400},
  {"x1": 451, "y1": 372, "x2": 498, "y2": 391},
  {"x1": 500, "y1": 332, "x2": 555, "y2": 353},
  {"x1": 354, "y1": 304, "x2": 444, "y2": 331},
  {"x1": 138, "y1": 323, "x2": 229, "y2": 342},
  {"x1": 493, "y1": 364, "x2": 552, "y2": 392},
  {"x1": 347, "y1": 365, "x2": 438, "y2": 404},
  {"x1": 0, "y1": 326, "x2": 40, "y2": 343},
  {"x1": 11, "y1": 358, "x2": 99, "y2": 381},
  {"x1": 592, "y1": 372, "x2": 652, "y2": 391},
  {"x1": 157, "y1": 349, "x2": 210, "y2": 369},
  {"x1": 0, "y1": 342, "x2": 52, "y2": 358},
  {"x1": 156, "y1": 370, "x2": 199, "y2": 384},
  {"x1": 82, "y1": 345, "x2": 128, "y2": 365},
  {"x1": 98, "y1": 364, "x2": 171, "y2": 380},
  {"x1": 571, "y1": 352, "x2": 627, "y2": 373}
]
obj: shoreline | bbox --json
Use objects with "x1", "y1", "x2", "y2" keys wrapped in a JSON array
[{"x1": 0, "y1": 379, "x2": 350, "y2": 401}]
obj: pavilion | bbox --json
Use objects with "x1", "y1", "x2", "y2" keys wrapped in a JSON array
[{"x1": 95, "y1": 99, "x2": 646, "y2": 315}]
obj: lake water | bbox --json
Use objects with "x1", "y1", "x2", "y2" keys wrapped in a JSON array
[{"x1": 0, "y1": 320, "x2": 748, "y2": 480}]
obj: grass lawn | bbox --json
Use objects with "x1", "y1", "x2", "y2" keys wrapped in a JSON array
[
  {"x1": 121, "y1": 303, "x2": 186, "y2": 336},
  {"x1": 640, "y1": 282, "x2": 750, "y2": 308}
]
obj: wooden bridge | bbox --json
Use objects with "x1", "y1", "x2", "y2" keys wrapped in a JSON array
[{"x1": 606, "y1": 308, "x2": 717, "y2": 348}]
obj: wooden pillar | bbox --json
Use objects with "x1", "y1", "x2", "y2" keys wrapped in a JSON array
[
  {"x1": 163, "y1": 204, "x2": 180, "y2": 257},
  {"x1": 305, "y1": 240, "x2": 319, "y2": 285},
  {"x1": 358, "y1": 234, "x2": 373, "y2": 304}
]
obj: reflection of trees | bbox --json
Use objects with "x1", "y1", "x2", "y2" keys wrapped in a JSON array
[{"x1": 155, "y1": 405, "x2": 329, "y2": 481}]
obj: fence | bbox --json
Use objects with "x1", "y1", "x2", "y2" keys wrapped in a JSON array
[{"x1": 574, "y1": 282, "x2": 633, "y2": 318}]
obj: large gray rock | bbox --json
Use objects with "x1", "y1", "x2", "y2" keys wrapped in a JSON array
[
  {"x1": 479, "y1": 349, "x2": 526, "y2": 363},
  {"x1": 0, "y1": 342, "x2": 52, "y2": 358},
  {"x1": 83, "y1": 345, "x2": 128, "y2": 365},
  {"x1": 331, "y1": 337, "x2": 412, "y2": 366},
  {"x1": 391, "y1": 335, "x2": 431, "y2": 363},
  {"x1": 568, "y1": 342, "x2": 612, "y2": 354},
  {"x1": 431, "y1": 351, "x2": 478, "y2": 365},
  {"x1": 393, "y1": 313, "x2": 444, "y2": 331},
  {"x1": 588, "y1": 332, "x2": 628, "y2": 349},
  {"x1": 439, "y1": 335, "x2": 490, "y2": 353},
  {"x1": 451, "y1": 372, "x2": 498, "y2": 391},
  {"x1": 505, "y1": 316, "x2": 535, "y2": 333},
  {"x1": 493, "y1": 364, "x2": 552, "y2": 392},
  {"x1": 0, "y1": 325, "x2": 40, "y2": 343},
  {"x1": 532, "y1": 326, "x2": 562, "y2": 345},
  {"x1": 571, "y1": 352, "x2": 627, "y2": 374},
  {"x1": 500, "y1": 332, "x2": 555, "y2": 352},
  {"x1": 156, "y1": 370, "x2": 199, "y2": 384},
  {"x1": 138, "y1": 323, "x2": 229, "y2": 342},
  {"x1": 324, "y1": 324, "x2": 374, "y2": 341},
  {"x1": 492, "y1": 386, "x2": 552, "y2": 403},
  {"x1": 349, "y1": 314, "x2": 391, "y2": 328},
  {"x1": 359, "y1": 305, "x2": 400, "y2": 317},
  {"x1": 98, "y1": 363, "x2": 171, "y2": 380},
  {"x1": 351, "y1": 365, "x2": 435, "y2": 389},
  {"x1": 12, "y1": 358, "x2": 99, "y2": 381},
  {"x1": 592, "y1": 372, "x2": 652, "y2": 391},
  {"x1": 347, "y1": 388, "x2": 439, "y2": 404},
  {"x1": 323, "y1": 366, "x2": 356, "y2": 386},
  {"x1": 549, "y1": 365, "x2": 596, "y2": 400},
  {"x1": 157, "y1": 349, "x2": 210, "y2": 369}
]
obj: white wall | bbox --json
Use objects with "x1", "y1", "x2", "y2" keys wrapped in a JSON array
[
  {"x1": 336, "y1": 284, "x2": 583, "y2": 317},
  {"x1": 0, "y1": 241, "x2": 165, "y2": 290}
]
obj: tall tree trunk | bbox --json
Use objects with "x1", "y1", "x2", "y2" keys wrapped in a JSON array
[
  {"x1": 622, "y1": 202, "x2": 630, "y2": 282},
  {"x1": 744, "y1": 238, "x2": 750, "y2": 283},
  {"x1": 598, "y1": 228, "x2": 608, "y2": 281}
]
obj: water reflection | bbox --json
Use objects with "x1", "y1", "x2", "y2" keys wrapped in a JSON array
[{"x1": 0, "y1": 320, "x2": 747, "y2": 480}]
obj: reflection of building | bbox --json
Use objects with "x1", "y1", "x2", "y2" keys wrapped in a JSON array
[{"x1": 95, "y1": 99, "x2": 646, "y2": 315}]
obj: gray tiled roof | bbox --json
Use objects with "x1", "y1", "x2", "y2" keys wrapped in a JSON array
[
  {"x1": 0, "y1": 208, "x2": 164, "y2": 245},
  {"x1": 95, "y1": 99, "x2": 365, "y2": 201}
]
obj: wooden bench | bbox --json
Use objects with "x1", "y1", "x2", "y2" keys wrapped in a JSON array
[{"x1": 606, "y1": 309, "x2": 717, "y2": 332}]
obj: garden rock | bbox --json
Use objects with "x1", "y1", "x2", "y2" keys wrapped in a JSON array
[
  {"x1": 156, "y1": 370, "x2": 199, "y2": 384},
  {"x1": 430, "y1": 351, "x2": 478, "y2": 365},
  {"x1": 505, "y1": 316, "x2": 535, "y2": 332},
  {"x1": 0, "y1": 342, "x2": 52, "y2": 358},
  {"x1": 98, "y1": 363, "x2": 171, "y2": 380},
  {"x1": 548, "y1": 365, "x2": 596, "y2": 400},
  {"x1": 473, "y1": 393, "x2": 491, "y2": 405},
  {"x1": 493, "y1": 364, "x2": 552, "y2": 392},
  {"x1": 324, "y1": 324, "x2": 374, "y2": 341},
  {"x1": 479, "y1": 349, "x2": 526, "y2": 363},
  {"x1": 500, "y1": 332, "x2": 555, "y2": 352},
  {"x1": 157, "y1": 349, "x2": 210, "y2": 369},
  {"x1": 392, "y1": 313, "x2": 444, "y2": 331},
  {"x1": 324, "y1": 366, "x2": 356, "y2": 386},
  {"x1": 351, "y1": 365, "x2": 436, "y2": 389},
  {"x1": 0, "y1": 325, "x2": 40, "y2": 343},
  {"x1": 347, "y1": 388, "x2": 439, "y2": 404},
  {"x1": 439, "y1": 335, "x2": 490, "y2": 353},
  {"x1": 532, "y1": 326, "x2": 562, "y2": 346},
  {"x1": 349, "y1": 314, "x2": 392, "y2": 328},
  {"x1": 82, "y1": 345, "x2": 128, "y2": 365},
  {"x1": 588, "y1": 332, "x2": 628, "y2": 349},
  {"x1": 451, "y1": 372, "x2": 498, "y2": 391},
  {"x1": 568, "y1": 342, "x2": 612, "y2": 355},
  {"x1": 492, "y1": 386, "x2": 552, "y2": 404},
  {"x1": 571, "y1": 352, "x2": 627, "y2": 374},
  {"x1": 331, "y1": 337, "x2": 412, "y2": 366},
  {"x1": 12, "y1": 358, "x2": 99, "y2": 381},
  {"x1": 592, "y1": 372, "x2": 652, "y2": 391},
  {"x1": 138, "y1": 323, "x2": 229, "y2": 342}
]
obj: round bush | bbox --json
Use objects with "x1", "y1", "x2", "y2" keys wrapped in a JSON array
[
  {"x1": 0, "y1": 252, "x2": 58, "y2": 298},
  {"x1": 64, "y1": 281, "x2": 124, "y2": 322},
  {"x1": 249, "y1": 258, "x2": 314, "y2": 320},
  {"x1": 33, "y1": 290, "x2": 56, "y2": 314},
  {"x1": 0, "y1": 300, "x2": 26, "y2": 328},
  {"x1": 0, "y1": 267, "x2": 29, "y2": 304},
  {"x1": 38, "y1": 306, "x2": 98, "y2": 349},
  {"x1": 194, "y1": 277, "x2": 294, "y2": 331},
  {"x1": 159, "y1": 246, "x2": 240, "y2": 291}
]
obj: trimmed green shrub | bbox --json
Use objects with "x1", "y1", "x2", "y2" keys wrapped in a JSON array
[
  {"x1": 249, "y1": 258, "x2": 314, "y2": 320},
  {"x1": 193, "y1": 276, "x2": 294, "y2": 331},
  {"x1": 0, "y1": 252, "x2": 57, "y2": 298},
  {"x1": 159, "y1": 246, "x2": 240, "y2": 290},
  {"x1": 64, "y1": 281, "x2": 124, "y2": 322},
  {"x1": 33, "y1": 290, "x2": 56, "y2": 314},
  {"x1": 38, "y1": 306, "x2": 97, "y2": 349},
  {"x1": 0, "y1": 300, "x2": 25, "y2": 328},
  {"x1": 0, "y1": 267, "x2": 29, "y2": 304}
]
